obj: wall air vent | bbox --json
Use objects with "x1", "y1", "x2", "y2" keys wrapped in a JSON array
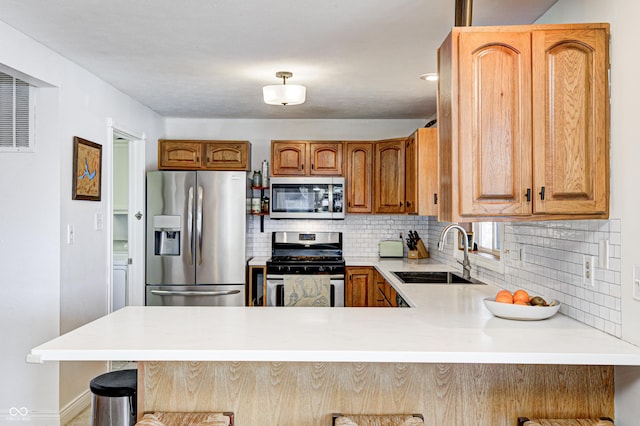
[{"x1": 0, "y1": 71, "x2": 34, "y2": 152}]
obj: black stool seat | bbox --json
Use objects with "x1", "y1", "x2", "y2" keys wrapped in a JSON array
[{"x1": 90, "y1": 369, "x2": 137, "y2": 398}]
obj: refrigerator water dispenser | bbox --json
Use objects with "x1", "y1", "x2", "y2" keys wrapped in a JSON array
[{"x1": 153, "y1": 215, "x2": 181, "y2": 256}]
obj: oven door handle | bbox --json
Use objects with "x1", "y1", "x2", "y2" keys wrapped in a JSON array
[{"x1": 266, "y1": 275, "x2": 345, "y2": 280}]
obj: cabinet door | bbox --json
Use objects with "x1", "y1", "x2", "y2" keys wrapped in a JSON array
[
  {"x1": 345, "y1": 142, "x2": 373, "y2": 213},
  {"x1": 416, "y1": 128, "x2": 439, "y2": 216},
  {"x1": 271, "y1": 141, "x2": 307, "y2": 176},
  {"x1": 458, "y1": 31, "x2": 533, "y2": 217},
  {"x1": 204, "y1": 142, "x2": 249, "y2": 170},
  {"x1": 346, "y1": 267, "x2": 372, "y2": 307},
  {"x1": 159, "y1": 140, "x2": 202, "y2": 170},
  {"x1": 374, "y1": 138, "x2": 406, "y2": 214},
  {"x1": 405, "y1": 135, "x2": 418, "y2": 214},
  {"x1": 310, "y1": 142, "x2": 343, "y2": 175},
  {"x1": 532, "y1": 28, "x2": 609, "y2": 215}
]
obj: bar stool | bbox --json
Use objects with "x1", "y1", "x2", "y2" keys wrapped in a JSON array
[
  {"x1": 90, "y1": 369, "x2": 137, "y2": 425},
  {"x1": 332, "y1": 414, "x2": 424, "y2": 426},
  {"x1": 517, "y1": 417, "x2": 615, "y2": 426},
  {"x1": 135, "y1": 412, "x2": 233, "y2": 426}
]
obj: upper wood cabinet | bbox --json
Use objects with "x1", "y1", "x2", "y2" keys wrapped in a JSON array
[
  {"x1": 405, "y1": 128, "x2": 438, "y2": 216},
  {"x1": 374, "y1": 138, "x2": 406, "y2": 214},
  {"x1": 345, "y1": 142, "x2": 374, "y2": 213},
  {"x1": 158, "y1": 140, "x2": 250, "y2": 171},
  {"x1": 438, "y1": 23, "x2": 609, "y2": 222},
  {"x1": 271, "y1": 141, "x2": 343, "y2": 176}
]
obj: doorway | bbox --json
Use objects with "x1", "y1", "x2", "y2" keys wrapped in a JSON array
[{"x1": 108, "y1": 119, "x2": 146, "y2": 310}]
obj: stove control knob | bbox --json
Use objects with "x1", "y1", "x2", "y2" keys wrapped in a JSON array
[
  {"x1": 285, "y1": 266, "x2": 292, "y2": 273},
  {"x1": 318, "y1": 266, "x2": 325, "y2": 272},
  {"x1": 303, "y1": 266, "x2": 308, "y2": 272}
]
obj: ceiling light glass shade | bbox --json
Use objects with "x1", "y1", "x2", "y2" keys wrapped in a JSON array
[
  {"x1": 263, "y1": 84, "x2": 306, "y2": 106},
  {"x1": 263, "y1": 71, "x2": 306, "y2": 105}
]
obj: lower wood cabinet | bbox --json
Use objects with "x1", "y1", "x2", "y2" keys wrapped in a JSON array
[
  {"x1": 158, "y1": 140, "x2": 250, "y2": 171},
  {"x1": 346, "y1": 267, "x2": 396, "y2": 307},
  {"x1": 345, "y1": 267, "x2": 373, "y2": 307}
]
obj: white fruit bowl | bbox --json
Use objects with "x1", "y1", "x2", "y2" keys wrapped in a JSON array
[{"x1": 483, "y1": 297, "x2": 561, "y2": 321}]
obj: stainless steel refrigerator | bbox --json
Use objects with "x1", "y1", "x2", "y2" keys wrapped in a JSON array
[{"x1": 146, "y1": 171, "x2": 247, "y2": 306}]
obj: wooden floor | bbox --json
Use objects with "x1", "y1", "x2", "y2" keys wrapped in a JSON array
[{"x1": 65, "y1": 406, "x2": 90, "y2": 426}]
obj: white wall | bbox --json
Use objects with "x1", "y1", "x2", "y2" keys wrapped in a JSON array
[
  {"x1": 0, "y1": 18, "x2": 164, "y2": 422},
  {"x1": 0, "y1": 85, "x2": 61, "y2": 420}
]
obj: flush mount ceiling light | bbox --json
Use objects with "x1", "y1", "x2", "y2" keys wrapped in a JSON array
[
  {"x1": 420, "y1": 73, "x2": 439, "y2": 81},
  {"x1": 263, "y1": 71, "x2": 306, "y2": 106}
]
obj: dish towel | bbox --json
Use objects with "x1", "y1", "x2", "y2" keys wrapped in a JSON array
[{"x1": 283, "y1": 275, "x2": 330, "y2": 307}]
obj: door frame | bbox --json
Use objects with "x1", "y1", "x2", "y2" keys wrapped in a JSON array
[{"x1": 106, "y1": 117, "x2": 146, "y2": 309}]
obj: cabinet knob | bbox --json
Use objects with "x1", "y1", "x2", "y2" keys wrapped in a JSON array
[
  {"x1": 399, "y1": 201, "x2": 403, "y2": 207},
  {"x1": 539, "y1": 186, "x2": 546, "y2": 200},
  {"x1": 406, "y1": 201, "x2": 412, "y2": 207},
  {"x1": 525, "y1": 188, "x2": 531, "y2": 202},
  {"x1": 433, "y1": 193, "x2": 438, "y2": 205}
]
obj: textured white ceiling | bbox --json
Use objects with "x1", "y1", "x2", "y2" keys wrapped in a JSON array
[{"x1": 0, "y1": 0, "x2": 557, "y2": 119}]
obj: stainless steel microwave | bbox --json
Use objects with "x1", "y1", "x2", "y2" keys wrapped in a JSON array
[{"x1": 269, "y1": 177, "x2": 345, "y2": 219}]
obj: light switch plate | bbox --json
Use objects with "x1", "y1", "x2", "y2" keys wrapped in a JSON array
[
  {"x1": 67, "y1": 224, "x2": 74, "y2": 245},
  {"x1": 94, "y1": 212, "x2": 103, "y2": 231},
  {"x1": 633, "y1": 266, "x2": 640, "y2": 301}
]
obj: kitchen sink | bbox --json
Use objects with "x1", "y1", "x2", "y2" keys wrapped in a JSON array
[{"x1": 391, "y1": 271, "x2": 485, "y2": 285}]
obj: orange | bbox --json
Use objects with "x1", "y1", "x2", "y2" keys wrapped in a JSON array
[
  {"x1": 495, "y1": 290, "x2": 513, "y2": 304},
  {"x1": 514, "y1": 300, "x2": 529, "y2": 306},
  {"x1": 513, "y1": 289, "x2": 530, "y2": 304}
]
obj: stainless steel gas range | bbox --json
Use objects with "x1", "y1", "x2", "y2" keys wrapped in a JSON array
[{"x1": 265, "y1": 232, "x2": 345, "y2": 307}]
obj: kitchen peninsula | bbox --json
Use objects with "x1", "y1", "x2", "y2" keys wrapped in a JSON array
[{"x1": 29, "y1": 259, "x2": 640, "y2": 425}]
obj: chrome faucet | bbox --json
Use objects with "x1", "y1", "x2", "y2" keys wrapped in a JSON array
[{"x1": 437, "y1": 224, "x2": 471, "y2": 281}]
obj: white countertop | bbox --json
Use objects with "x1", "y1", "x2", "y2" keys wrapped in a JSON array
[{"x1": 29, "y1": 258, "x2": 640, "y2": 365}]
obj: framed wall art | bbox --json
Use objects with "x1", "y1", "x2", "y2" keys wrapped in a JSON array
[{"x1": 72, "y1": 136, "x2": 102, "y2": 201}]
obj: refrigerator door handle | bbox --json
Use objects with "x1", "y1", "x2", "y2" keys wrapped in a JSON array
[
  {"x1": 150, "y1": 290, "x2": 241, "y2": 297},
  {"x1": 187, "y1": 186, "x2": 194, "y2": 265},
  {"x1": 196, "y1": 185, "x2": 204, "y2": 265}
]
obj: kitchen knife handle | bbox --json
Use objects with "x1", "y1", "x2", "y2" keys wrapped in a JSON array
[
  {"x1": 188, "y1": 186, "x2": 194, "y2": 265},
  {"x1": 197, "y1": 185, "x2": 203, "y2": 265}
]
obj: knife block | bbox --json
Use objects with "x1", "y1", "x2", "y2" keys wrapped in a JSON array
[{"x1": 408, "y1": 240, "x2": 429, "y2": 259}]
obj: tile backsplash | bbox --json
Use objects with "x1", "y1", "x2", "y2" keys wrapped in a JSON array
[
  {"x1": 427, "y1": 218, "x2": 622, "y2": 338},
  {"x1": 247, "y1": 215, "x2": 429, "y2": 258},
  {"x1": 248, "y1": 214, "x2": 622, "y2": 338}
]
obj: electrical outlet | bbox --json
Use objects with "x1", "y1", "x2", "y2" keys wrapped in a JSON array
[{"x1": 583, "y1": 255, "x2": 595, "y2": 286}]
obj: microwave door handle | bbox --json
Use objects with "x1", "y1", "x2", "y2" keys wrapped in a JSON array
[
  {"x1": 328, "y1": 184, "x2": 334, "y2": 212},
  {"x1": 187, "y1": 186, "x2": 194, "y2": 265},
  {"x1": 197, "y1": 185, "x2": 203, "y2": 265}
]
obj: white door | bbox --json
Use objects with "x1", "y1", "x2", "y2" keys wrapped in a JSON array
[{"x1": 108, "y1": 118, "x2": 146, "y2": 309}]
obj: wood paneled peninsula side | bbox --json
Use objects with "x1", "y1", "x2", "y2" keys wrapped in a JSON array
[{"x1": 30, "y1": 259, "x2": 640, "y2": 425}]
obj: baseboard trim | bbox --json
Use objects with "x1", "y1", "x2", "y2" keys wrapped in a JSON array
[
  {"x1": 60, "y1": 389, "x2": 91, "y2": 425},
  {"x1": 0, "y1": 411, "x2": 61, "y2": 425}
]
